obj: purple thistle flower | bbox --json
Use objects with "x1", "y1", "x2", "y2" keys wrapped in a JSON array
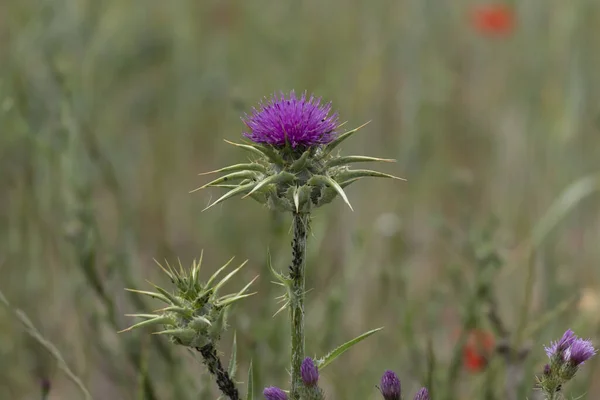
[
  {"x1": 566, "y1": 338, "x2": 597, "y2": 366},
  {"x1": 242, "y1": 91, "x2": 339, "y2": 148},
  {"x1": 543, "y1": 363, "x2": 551, "y2": 376},
  {"x1": 300, "y1": 357, "x2": 319, "y2": 386},
  {"x1": 379, "y1": 370, "x2": 401, "y2": 400},
  {"x1": 263, "y1": 386, "x2": 288, "y2": 400},
  {"x1": 545, "y1": 329, "x2": 576, "y2": 358},
  {"x1": 413, "y1": 387, "x2": 430, "y2": 400}
]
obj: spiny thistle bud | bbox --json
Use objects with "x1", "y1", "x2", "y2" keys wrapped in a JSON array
[
  {"x1": 537, "y1": 329, "x2": 597, "y2": 397},
  {"x1": 379, "y1": 370, "x2": 401, "y2": 400},
  {"x1": 195, "y1": 90, "x2": 405, "y2": 213},
  {"x1": 263, "y1": 386, "x2": 288, "y2": 400},
  {"x1": 120, "y1": 252, "x2": 257, "y2": 349},
  {"x1": 413, "y1": 387, "x2": 430, "y2": 400},
  {"x1": 300, "y1": 357, "x2": 319, "y2": 386}
]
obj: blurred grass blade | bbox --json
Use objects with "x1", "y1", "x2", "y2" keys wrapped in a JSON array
[
  {"x1": 315, "y1": 327, "x2": 383, "y2": 370},
  {"x1": 531, "y1": 173, "x2": 600, "y2": 248},
  {"x1": 246, "y1": 360, "x2": 254, "y2": 400}
]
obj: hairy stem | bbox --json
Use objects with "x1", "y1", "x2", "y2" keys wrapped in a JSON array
[
  {"x1": 197, "y1": 344, "x2": 240, "y2": 400},
  {"x1": 289, "y1": 212, "x2": 309, "y2": 400}
]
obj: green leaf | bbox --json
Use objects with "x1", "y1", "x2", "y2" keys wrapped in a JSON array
[
  {"x1": 289, "y1": 149, "x2": 311, "y2": 171},
  {"x1": 228, "y1": 332, "x2": 237, "y2": 379},
  {"x1": 246, "y1": 360, "x2": 254, "y2": 400},
  {"x1": 315, "y1": 327, "x2": 383, "y2": 370},
  {"x1": 325, "y1": 155, "x2": 396, "y2": 168},
  {"x1": 308, "y1": 175, "x2": 353, "y2": 211}
]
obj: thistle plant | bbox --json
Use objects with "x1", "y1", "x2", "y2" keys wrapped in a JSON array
[
  {"x1": 120, "y1": 254, "x2": 257, "y2": 400},
  {"x1": 537, "y1": 329, "x2": 597, "y2": 400},
  {"x1": 197, "y1": 90, "x2": 404, "y2": 400}
]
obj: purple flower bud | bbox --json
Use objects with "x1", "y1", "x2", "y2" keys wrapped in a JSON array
[
  {"x1": 300, "y1": 357, "x2": 319, "y2": 386},
  {"x1": 242, "y1": 91, "x2": 339, "y2": 148},
  {"x1": 263, "y1": 387, "x2": 287, "y2": 400},
  {"x1": 379, "y1": 370, "x2": 401, "y2": 400},
  {"x1": 413, "y1": 387, "x2": 430, "y2": 400},
  {"x1": 545, "y1": 329, "x2": 576, "y2": 359},
  {"x1": 567, "y1": 338, "x2": 597, "y2": 366}
]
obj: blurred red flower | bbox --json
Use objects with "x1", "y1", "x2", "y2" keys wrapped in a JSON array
[
  {"x1": 471, "y1": 4, "x2": 515, "y2": 36},
  {"x1": 463, "y1": 329, "x2": 495, "y2": 372}
]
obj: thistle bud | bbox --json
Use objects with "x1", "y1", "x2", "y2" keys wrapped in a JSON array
[
  {"x1": 263, "y1": 386, "x2": 288, "y2": 400},
  {"x1": 120, "y1": 253, "x2": 257, "y2": 349},
  {"x1": 300, "y1": 357, "x2": 319, "y2": 387},
  {"x1": 379, "y1": 370, "x2": 401, "y2": 400},
  {"x1": 413, "y1": 387, "x2": 430, "y2": 400}
]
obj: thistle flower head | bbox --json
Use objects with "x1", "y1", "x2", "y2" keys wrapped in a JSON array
[
  {"x1": 120, "y1": 253, "x2": 257, "y2": 349},
  {"x1": 413, "y1": 387, "x2": 430, "y2": 400},
  {"x1": 300, "y1": 357, "x2": 319, "y2": 387},
  {"x1": 379, "y1": 370, "x2": 401, "y2": 400},
  {"x1": 243, "y1": 91, "x2": 339, "y2": 148},
  {"x1": 567, "y1": 338, "x2": 597, "y2": 366},
  {"x1": 263, "y1": 386, "x2": 288, "y2": 400},
  {"x1": 538, "y1": 329, "x2": 598, "y2": 396},
  {"x1": 196, "y1": 91, "x2": 405, "y2": 213}
]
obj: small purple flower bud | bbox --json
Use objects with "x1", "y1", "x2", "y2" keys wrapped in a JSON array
[
  {"x1": 567, "y1": 338, "x2": 597, "y2": 366},
  {"x1": 543, "y1": 364, "x2": 551, "y2": 376},
  {"x1": 300, "y1": 357, "x2": 319, "y2": 386},
  {"x1": 379, "y1": 370, "x2": 401, "y2": 400},
  {"x1": 413, "y1": 387, "x2": 430, "y2": 400},
  {"x1": 263, "y1": 387, "x2": 287, "y2": 400},
  {"x1": 545, "y1": 329, "x2": 576, "y2": 359}
]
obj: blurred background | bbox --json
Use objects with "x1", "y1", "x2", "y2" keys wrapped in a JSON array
[{"x1": 1, "y1": 0, "x2": 600, "y2": 399}]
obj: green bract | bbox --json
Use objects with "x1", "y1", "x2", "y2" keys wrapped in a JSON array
[
  {"x1": 194, "y1": 122, "x2": 405, "y2": 213},
  {"x1": 120, "y1": 252, "x2": 257, "y2": 349}
]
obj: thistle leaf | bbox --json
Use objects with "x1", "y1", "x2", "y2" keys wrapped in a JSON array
[
  {"x1": 242, "y1": 171, "x2": 295, "y2": 199},
  {"x1": 154, "y1": 306, "x2": 191, "y2": 316},
  {"x1": 266, "y1": 249, "x2": 289, "y2": 285},
  {"x1": 246, "y1": 360, "x2": 254, "y2": 400},
  {"x1": 326, "y1": 155, "x2": 396, "y2": 168},
  {"x1": 228, "y1": 332, "x2": 238, "y2": 379},
  {"x1": 315, "y1": 327, "x2": 383, "y2": 370},
  {"x1": 224, "y1": 140, "x2": 284, "y2": 165},
  {"x1": 223, "y1": 140, "x2": 267, "y2": 158},
  {"x1": 308, "y1": 175, "x2": 354, "y2": 211},
  {"x1": 198, "y1": 163, "x2": 266, "y2": 176},
  {"x1": 339, "y1": 178, "x2": 361, "y2": 189},
  {"x1": 146, "y1": 282, "x2": 184, "y2": 307},
  {"x1": 323, "y1": 121, "x2": 371, "y2": 155},
  {"x1": 202, "y1": 182, "x2": 257, "y2": 211},
  {"x1": 124, "y1": 314, "x2": 161, "y2": 319},
  {"x1": 335, "y1": 169, "x2": 406, "y2": 182},
  {"x1": 192, "y1": 171, "x2": 258, "y2": 193}
]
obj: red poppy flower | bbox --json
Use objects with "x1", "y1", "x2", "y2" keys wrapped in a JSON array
[
  {"x1": 463, "y1": 329, "x2": 495, "y2": 373},
  {"x1": 471, "y1": 4, "x2": 515, "y2": 36}
]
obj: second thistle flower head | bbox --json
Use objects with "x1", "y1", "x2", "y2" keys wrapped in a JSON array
[
  {"x1": 120, "y1": 252, "x2": 257, "y2": 349},
  {"x1": 197, "y1": 90, "x2": 404, "y2": 213},
  {"x1": 263, "y1": 387, "x2": 288, "y2": 400}
]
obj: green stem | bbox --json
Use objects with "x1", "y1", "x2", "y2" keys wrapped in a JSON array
[{"x1": 289, "y1": 212, "x2": 309, "y2": 400}]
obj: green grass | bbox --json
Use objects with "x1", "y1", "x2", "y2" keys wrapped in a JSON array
[{"x1": 1, "y1": 0, "x2": 600, "y2": 399}]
